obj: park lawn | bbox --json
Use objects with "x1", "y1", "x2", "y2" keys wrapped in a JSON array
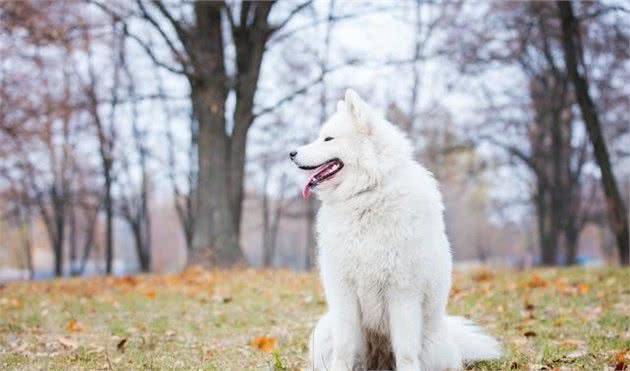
[{"x1": 0, "y1": 266, "x2": 629, "y2": 371}]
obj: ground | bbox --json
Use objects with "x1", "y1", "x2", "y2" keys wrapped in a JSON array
[{"x1": 1, "y1": 267, "x2": 629, "y2": 371}]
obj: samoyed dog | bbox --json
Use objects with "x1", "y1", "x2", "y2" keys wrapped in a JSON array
[{"x1": 289, "y1": 90, "x2": 501, "y2": 370}]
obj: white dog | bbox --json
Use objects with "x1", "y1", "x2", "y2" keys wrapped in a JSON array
[{"x1": 290, "y1": 90, "x2": 501, "y2": 370}]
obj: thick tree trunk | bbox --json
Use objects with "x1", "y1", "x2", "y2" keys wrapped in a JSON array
[
  {"x1": 188, "y1": 2, "x2": 242, "y2": 266},
  {"x1": 190, "y1": 85, "x2": 242, "y2": 265},
  {"x1": 188, "y1": 2, "x2": 273, "y2": 266},
  {"x1": 557, "y1": 1, "x2": 629, "y2": 265}
]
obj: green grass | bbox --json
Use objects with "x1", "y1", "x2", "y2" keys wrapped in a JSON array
[{"x1": 0, "y1": 267, "x2": 628, "y2": 370}]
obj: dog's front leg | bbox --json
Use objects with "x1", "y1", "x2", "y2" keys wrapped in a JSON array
[
  {"x1": 389, "y1": 291, "x2": 422, "y2": 370},
  {"x1": 329, "y1": 284, "x2": 361, "y2": 370}
]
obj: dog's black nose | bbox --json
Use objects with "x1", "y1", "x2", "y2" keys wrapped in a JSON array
[{"x1": 289, "y1": 150, "x2": 297, "y2": 159}]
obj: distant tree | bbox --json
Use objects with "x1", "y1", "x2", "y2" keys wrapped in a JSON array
[
  {"x1": 556, "y1": 0, "x2": 629, "y2": 265},
  {"x1": 447, "y1": 1, "x2": 628, "y2": 264}
]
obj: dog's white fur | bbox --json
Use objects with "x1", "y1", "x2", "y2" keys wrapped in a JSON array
[{"x1": 292, "y1": 90, "x2": 501, "y2": 370}]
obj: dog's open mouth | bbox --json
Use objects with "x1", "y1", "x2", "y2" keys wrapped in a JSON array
[{"x1": 300, "y1": 159, "x2": 344, "y2": 199}]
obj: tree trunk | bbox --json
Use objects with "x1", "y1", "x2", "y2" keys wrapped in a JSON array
[
  {"x1": 104, "y1": 166, "x2": 114, "y2": 274},
  {"x1": 20, "y1": 208, "x2": 34, "y2": 280},
  {"x1": 564, "y1": 226, "x2": 579, "y2": 266},
  {"x1": 190, "y1": 84, "x2": 242, "y2": 265},
  {"x1": 131, "y1": 222, "x2": 150, "y2": 272},
  {"x1": 536, "y1": 189, "x2": 558, "y2": 265},
  {"x1": 557, "y1": 1, "x2": 629, "y2": 265},
  {"x1": 188, "y1": 2, "x2": 273, "y2": 266}
]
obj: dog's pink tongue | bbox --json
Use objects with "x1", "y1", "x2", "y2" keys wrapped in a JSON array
[
  {"x1": 302, "y1": 164, "x2": 326, "y2": 200},
  {"x1": 302, "y1": 183, "x2": 312, "y2": 200},
  {"x1": 302, "y1": 172, "x2": 317, "y2": 200}
]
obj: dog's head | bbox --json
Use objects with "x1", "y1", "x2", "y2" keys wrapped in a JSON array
[{"x1": 290, "y1": 89, "x2": 412, "y2": 201}]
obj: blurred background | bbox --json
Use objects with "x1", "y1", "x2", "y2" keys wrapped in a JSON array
[{"x1": 0, "y1": 0, "x2": 628, "y2": 280}]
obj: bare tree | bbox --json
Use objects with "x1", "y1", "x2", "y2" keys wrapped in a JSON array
[
  {"x1": 83, "y1": 43, "x2": 119, "y2": 274},
  {"x1": 259, "y1": 155, "x2": 290, "y2": 267},
  {"x1": 447, "y1": 1, "x2": 627, "y2": 265},
  {"x1": 91, "y1": 0, "x2": 316, "y2": 266},
  {"x1": 117, "y1": 42, "x2": 153, "y2": 272},
  {"x1": 556, "y1": 0, "x2": 629, "y2": 265},
  {"x1": 162, "y1": 79, "x2": 196, "y2": 253}
]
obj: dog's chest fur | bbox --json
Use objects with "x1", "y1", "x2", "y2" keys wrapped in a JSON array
[{"x1": 319, "y1": 199, "x2": 419, "y2": 332}]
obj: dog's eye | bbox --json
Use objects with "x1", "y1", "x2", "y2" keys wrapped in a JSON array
[{"x1": 324, "y1": 137, "x2": 334, "y2": 142}]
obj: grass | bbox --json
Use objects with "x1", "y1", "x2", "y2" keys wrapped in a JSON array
[{"x1": 0, "y1": 266, "x2": 629, "y2": 370}]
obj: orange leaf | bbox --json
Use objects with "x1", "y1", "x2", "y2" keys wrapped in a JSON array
[
  {"x1": 472, "y1": 268, "x2": 494, "y2": 282},
  {"x1": 616, "y1": 350, "x2": 629, "y2": 363},
  {"x1": 250, "y1": 335, "x2": 276, "y2": 352},
  {"x1": 144, "y1": 289, "x2": 157, "y2": 299},
  {"x1": 577, "y1": 283, "x2": 590, "y2": 294},
  {"x1": 527, "y1": 274, "x2": 547, "y2": 288},
  {"x1": 65, "y1": 319, "x2": 86, "y2": 332}
]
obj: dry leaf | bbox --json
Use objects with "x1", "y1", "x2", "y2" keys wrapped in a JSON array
[
  {"x1": 577, "y1": 283, "x2": 590, "y2": 294},
  {"x1": 116, "y1": 338, "x2": 127, "y2": 353},
  {"x1": 565, "y1": 349, "x2": 587, "y2": 359},
  {"x1": 524, "y1": 330, "x2": 537, "y2": 337},
  {"x1": 144, "y1": 289, "x2": 156, "y2": 299},
  {"x1": 12, "y1": 342, "x2": 28, "y2": 353},
  {"x1": 472, "y1": 268, "x2": 494, "y2": 282},
  {"x1": 57, "y1": 336, "x2": 78, "y2": 349},
  {"x1": 250, "y1": 335, "x2": 276, "y2": 352},
  {"x1": 560, "y1": 339, "x2": 585, "y2": 347},
  {"x1": 615, "y1": 362, "x2": 627, "y2": 371},
  {"x1": 66, "y1": 319, "x2": 85, "y2": 332},
  {"x1": 616, "y1": 350, "x2": 629, "y2": 363},
  {"x1": 527, "y1": 274, "x2": 547, "y2": 288}
]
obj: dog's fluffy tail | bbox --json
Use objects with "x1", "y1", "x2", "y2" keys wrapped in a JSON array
[{"x1": 447, "y1": 315, "x2": 502, "y2": 361}]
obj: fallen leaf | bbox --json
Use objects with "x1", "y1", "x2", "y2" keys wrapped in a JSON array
[
  {"x1": 114, "y1": 275, "x2": 138, "y2": 287},
  {"x1": 57, "y1": 337, "x2": 78, "y2": 349},
  {"x1": 560, "y1": 339, "x2": 585, "y2": 347},
  {"x1": 527, "y1": 274, "x2": 547, "y2": 288},
  {"x1": 615, "y1": 362, "x2": 627, "y2": 371},
  {"x1": 250, "y1": 335, "x2": 276, "y2": 352},
  {"x1": 116, "y1": 338, "x2": 127, "y2": 353},
  {"x1": 12, "y1": 342, "x2": 28, "y2": 353},
  {"x1": 212, "y1": 295, "x2": 232, "y2": 304},
  {"x1": 66, "y1": 319, "x2": 86, "y2": 332},
  {"x1": 577, "y1": 283, "x2": 590, "y2": 294},
  {"x1": 616, "y1": 350, "x2": 629, "y2": 363},
  {"x1": 144, "y1": 289, "x2": 156, "y2": 299},
  {"x1": 565, "y1": 349, "x2": 587, "y2": 359},
  {"x1": 524, "y1": 330, "x2": 537, "y2": 338},
  {"x1": 472, "y1": 268, "x2": 494, "y2": 282}
]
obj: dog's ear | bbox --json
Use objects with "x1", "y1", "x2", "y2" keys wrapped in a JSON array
[{"x1": 344, "y1": 89, "x2": 372, "y2": 135}]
